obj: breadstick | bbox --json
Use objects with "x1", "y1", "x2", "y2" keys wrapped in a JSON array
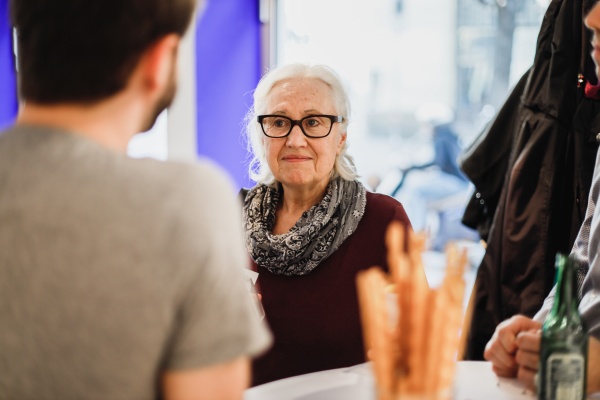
[
  {"x1": 434, "y1": 245, "x2": 467, "y2": 392},
  {"x1": 406, "y1": 231, "x2": 430, "y2": 392},
  {"x1": 356, "y1": 268, "x2": 397, "y2": 400}
]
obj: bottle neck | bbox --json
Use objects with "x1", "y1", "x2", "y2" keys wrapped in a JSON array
[{"x1": 551, "y1": 254, "x2": 577, "y2": 316}]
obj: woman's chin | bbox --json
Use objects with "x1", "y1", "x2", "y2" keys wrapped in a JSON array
[
  {"x1": 276, "y1": 170, "x2": 332, "y2": 192},
  {"x1": 277, "y1": 171, "x2": 312, "y2": 186},
  {"x1": 280, "y1": 178, "x2": 311, "y2": 189}
]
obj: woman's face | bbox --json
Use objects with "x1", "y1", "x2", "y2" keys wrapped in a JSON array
[{"x1": 263, "y1": 77, "x2": 346, "y2": 193}]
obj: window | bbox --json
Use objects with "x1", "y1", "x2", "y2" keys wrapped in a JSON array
[{"x1": 274, "y1": 0, "x2": 546, "y2": 260}]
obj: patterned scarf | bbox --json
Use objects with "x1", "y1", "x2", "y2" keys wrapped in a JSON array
[{"x1": 242, "y1": 177, "x2": 367, "y2": 276}]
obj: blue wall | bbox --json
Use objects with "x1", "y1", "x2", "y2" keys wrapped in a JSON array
[
  {"x1": 196, "y1": 0, "x2": 261, "y2": 190},
  {"x1": 0, "y1": 0, "x2": 17, "y2": 131},
  {"x1": 1, "y1": 0, "x2": 263, "y2": 180}
]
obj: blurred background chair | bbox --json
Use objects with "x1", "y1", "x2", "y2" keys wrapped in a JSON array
[{"x1": 376, "y1": 103, "x2": 479, "y2": 251}]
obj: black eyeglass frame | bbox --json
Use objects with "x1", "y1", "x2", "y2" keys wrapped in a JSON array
[{"x1": 257, "y1": 114, "x2": 344, "y2": 138}]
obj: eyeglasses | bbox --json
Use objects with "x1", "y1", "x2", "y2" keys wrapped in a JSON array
[{"x1": 257, "y1": 115, "x2": 344, "y2": 138}]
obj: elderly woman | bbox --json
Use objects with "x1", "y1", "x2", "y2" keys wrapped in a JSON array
[{"x1": 242, "y1": 63, "x2": 411, "y2": 386}]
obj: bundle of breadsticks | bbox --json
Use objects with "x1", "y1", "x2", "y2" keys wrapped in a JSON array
[{"x1": 356, "y1": 222, "x2": 469, "y2": 400}]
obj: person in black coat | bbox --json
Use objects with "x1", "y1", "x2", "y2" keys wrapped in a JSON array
[{"x1": 462, "y1": 0, "x2": 600, "y2": 361}]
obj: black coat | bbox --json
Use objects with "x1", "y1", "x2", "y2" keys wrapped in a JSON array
[{"x1": 462, "y1": 0, "x2": 600, "y2": 360}]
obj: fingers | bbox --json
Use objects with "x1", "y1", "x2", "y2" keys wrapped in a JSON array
[
  {"x1": 514, "y1": 329, "x2": 541, "y2": 376},
  {"x1": 515, "y1": 349, "x2": 539, "y2": 372},
  {"x1": 492, "y1": 364, "x2": 518, "y2": 378},
  {"x1": 485, "y1": 336, "x2": 518, "y2": 373},
  {"x1": 515, "y1": 329, "x2": 541, "y2": 351},
  {"x1": 514, "y1": 328, "x2": 541, "y2": 392},
  {"x1": 498, "y1": 327, "x2": 518, "y2": 354},
  {"x1": 484, "y1": 330, "x2": 518, "y2": 376},
  {"x1": 517, "y1": 365, "x2": 537, "y2": 392},
  {"x1": 484, "y1": 316, "x2": 542, "y2": 379},
  {"x1": 499, "y1": 316, "x2": 540, "y2": 352},
  {"x1": 509, "y1": 315, "x2": 542, "y2": 335},
  {"x1": 515, "y1": 330, "x2": 541, "y2": 359},
  {"x1": 587, "y1": 336, "x2": 600, "y2": 393}
]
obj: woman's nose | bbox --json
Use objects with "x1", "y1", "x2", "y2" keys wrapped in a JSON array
[{"x1": 286, "y1": 125, "x2": 307, "y2": 147}]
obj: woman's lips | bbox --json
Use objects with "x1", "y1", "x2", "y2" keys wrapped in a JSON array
[{"x1": 282, "y1": 156, "x2": 311, "y2": 162}]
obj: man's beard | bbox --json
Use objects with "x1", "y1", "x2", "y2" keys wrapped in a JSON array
[{"x1": 141, "y1": 60, "x2": 177, "y2": 133}]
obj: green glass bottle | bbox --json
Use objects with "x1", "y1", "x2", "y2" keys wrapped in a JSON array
[{"x1": 539, "y1": 253, "x2": 588, "y2": 400}]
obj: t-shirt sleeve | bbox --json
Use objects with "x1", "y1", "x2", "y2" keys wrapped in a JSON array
[{"x1": 162, "y1": 164, "x2": 272, "y2": 370}]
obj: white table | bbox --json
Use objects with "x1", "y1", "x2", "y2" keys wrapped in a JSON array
[{"x1": 245, "y1": 361, "x2": 600, "y2": 400}]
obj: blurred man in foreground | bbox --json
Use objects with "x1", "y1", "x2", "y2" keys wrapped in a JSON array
[
  {"x1": 0, "y1": 0, "x2": 271, "y2": 399},
  {"x1": 484, "y1": 1, "x2": 600, "y2": 394}
]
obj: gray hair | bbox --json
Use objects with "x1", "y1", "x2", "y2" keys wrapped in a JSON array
[{"x1": 244, "y1": 63, "x2": 358, "y2": 186}]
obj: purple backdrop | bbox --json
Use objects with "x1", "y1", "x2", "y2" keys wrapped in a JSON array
[
  {"x1": 196, "y1": 0, "x2": 261, "y2": 190},
  {"x1": 0, "y1": 0, "x2": 17, "y2": 131}
]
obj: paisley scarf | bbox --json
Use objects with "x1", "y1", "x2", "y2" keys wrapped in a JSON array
[{"x1": 242, "y1": 177, "x2": 367, "y2": 276}]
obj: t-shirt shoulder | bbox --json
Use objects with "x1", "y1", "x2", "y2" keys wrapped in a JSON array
[{"x1": 132, "y1": 157, "x2": 235, "y2": 193}]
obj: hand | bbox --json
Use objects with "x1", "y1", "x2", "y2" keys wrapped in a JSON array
[
  {"x1": 588, "y1": 336, "x2": 600, "y2": 394},
  {"x1": 514, "y1": 329, "x2": 541, "y2": 391},
  {"x1": 484, "y1": 315, "x2": 542, "y2": 378}
]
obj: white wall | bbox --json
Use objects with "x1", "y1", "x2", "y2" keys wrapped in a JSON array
[
  {"x1": 167, "y1": 16, "x2": 198, "y2": 163},
  {"x1": 127, "y1": 16, "x2": 198, "y2": 162}
]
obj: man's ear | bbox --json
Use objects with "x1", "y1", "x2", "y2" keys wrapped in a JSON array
[{"x1": 140, "y1": 34, "x2": 180, "y2": 92}]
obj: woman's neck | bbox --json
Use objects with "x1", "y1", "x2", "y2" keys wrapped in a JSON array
[{"x1": 272, "y1": 182, "x2": 329, "y2": 234}]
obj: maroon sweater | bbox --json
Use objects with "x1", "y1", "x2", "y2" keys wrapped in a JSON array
[{"x1": 251, "y1": 192, "x2": 410, "y2": 386}]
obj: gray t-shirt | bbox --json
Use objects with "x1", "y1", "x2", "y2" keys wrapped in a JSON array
[{"x1": 0, "y1": 125, "x2": 271, "y2": 400}]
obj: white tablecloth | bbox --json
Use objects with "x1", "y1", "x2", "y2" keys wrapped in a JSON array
[{"x1": 245, "y1": 361, "x2": 600, "y2": 400}]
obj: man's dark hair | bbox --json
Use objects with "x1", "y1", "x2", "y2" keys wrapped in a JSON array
[{"x1": 10, "y1": 0, "x2": 196, "y2": 104}]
